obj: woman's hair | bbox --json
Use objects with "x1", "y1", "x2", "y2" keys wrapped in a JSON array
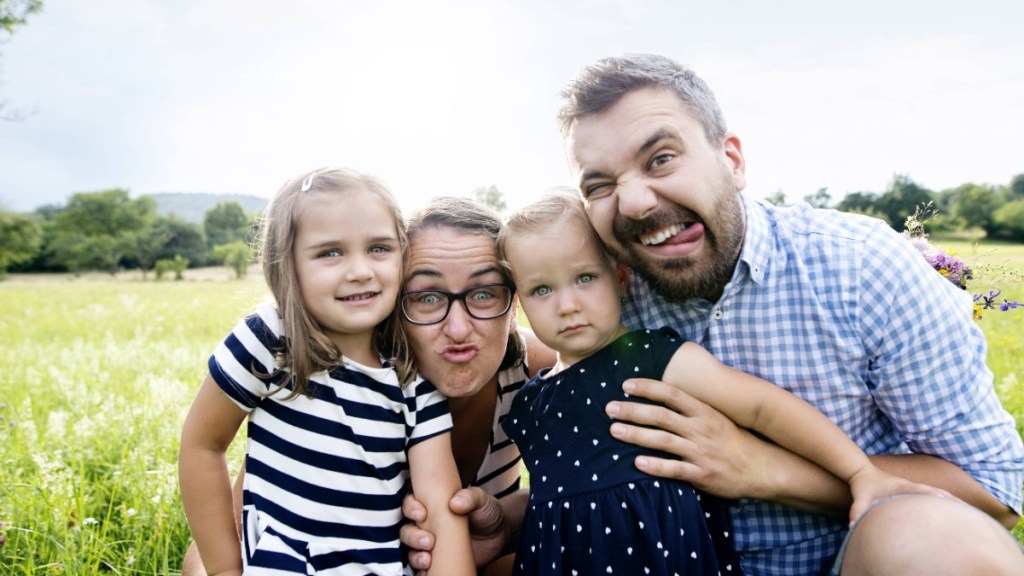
[
  {"x1": 497, "y1": 186, "x2": 608, "y2": 265},
  {"x1": 257, "y1": 166, "x2": 413, "y2": 397},
  {"x1": 394, "y1": 196, "x2": 525, "y2": 380},
  {"x1": 558, "y1": 53, "x2": 727, "y2": 146}
]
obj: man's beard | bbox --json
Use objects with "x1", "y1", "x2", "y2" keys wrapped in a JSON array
[{"x1": 610, "y1": 190, "x2": 745, "y2": 303}]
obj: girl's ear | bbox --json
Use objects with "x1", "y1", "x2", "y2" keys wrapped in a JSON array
[{"x1": 616, "y1": 264, "x2": 630, "y2": 296}]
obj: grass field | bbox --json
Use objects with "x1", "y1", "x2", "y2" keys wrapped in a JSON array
[{"x1": 0, "y1": 245, "x2": 1021, "y2": 573}]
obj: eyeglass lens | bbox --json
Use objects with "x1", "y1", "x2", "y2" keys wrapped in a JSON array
[{"x1": 402, "y1": 284, "x2": 512, "y2": 324}]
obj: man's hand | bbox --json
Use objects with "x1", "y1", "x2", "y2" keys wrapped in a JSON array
[
  {"x1": 401, "y1": 487, "x2": 511, "y2": 576},
  {"x1": 605, "y1": 377, "x2": 772, "y2": 499}
]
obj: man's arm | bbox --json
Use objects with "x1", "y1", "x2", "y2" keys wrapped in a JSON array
[{"x1": 607, "y1": 378, "x2": 1020, "y2": 527}]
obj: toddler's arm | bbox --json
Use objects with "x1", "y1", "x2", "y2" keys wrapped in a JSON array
[
  {"x1": 178, "y1": 373, "x2": 248, "y2": 575},
  {"x1": 408, "y1": 432, "x2": 475, "y2": 576},
  {"x1": 664, "y1": 343, "x2": 951, "y2": 524}
]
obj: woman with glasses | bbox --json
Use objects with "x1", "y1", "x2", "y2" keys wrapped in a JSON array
[{"x1": 396, "y1": 196, "x2": 555, "y2": 576}]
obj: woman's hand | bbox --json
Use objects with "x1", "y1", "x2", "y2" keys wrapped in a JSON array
[{"x1": 401, "y1": 487, "x2": 513, "y2": 575}]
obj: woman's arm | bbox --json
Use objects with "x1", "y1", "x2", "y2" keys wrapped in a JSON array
[
  {"x1": 407, "y1": 432, "x2": 475, "y2": 576},
  {"x1": 178, "y1": 373, "x2": 248, "y2": 576}
]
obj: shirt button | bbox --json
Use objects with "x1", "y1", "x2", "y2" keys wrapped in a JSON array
[{"x1": 712, "y1": 309, "x2": 723, "y2": 320}]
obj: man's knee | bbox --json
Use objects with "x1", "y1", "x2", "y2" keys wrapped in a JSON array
[{"x1": 840, "y1": 495, "x2": 1024, "y2": 576}]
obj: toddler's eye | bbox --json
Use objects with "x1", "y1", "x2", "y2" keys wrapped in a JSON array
[
  {"x1": 532, "y1": 286, "x2": 552, "y2": 297},
  {"x1": 578, "y1": 274, "x2": 596, "y2": 284}
]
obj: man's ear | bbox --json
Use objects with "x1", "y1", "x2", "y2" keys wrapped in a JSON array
[
  {"x1": 722, "y1": 132, "x2": 746, "y2": 193},
  {"x1": 616, "y1": 264, "x2": 630, "y2": 296}
]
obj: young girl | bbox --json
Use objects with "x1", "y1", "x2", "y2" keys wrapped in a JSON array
[
  {"x1": 178, "y1": 168, "x2": 473, "y2": 576},
  {"x1": 496, "y1": 189, "x2": 950, "y2": 576}
]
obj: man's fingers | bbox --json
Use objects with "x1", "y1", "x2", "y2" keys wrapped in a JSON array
[
  {"x1": 610, "y1": 418, "x2": 693, "y2": 457},
  {"x1": 623, "y1": 377, "x2": 707, "y2": 416},
  {"x1": 634, "y1": 454, "x2": 703, "y2": 481}
]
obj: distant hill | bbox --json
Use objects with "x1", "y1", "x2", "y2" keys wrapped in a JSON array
[{"x1": 146, "y1": 192, "x2": 267, "y2": 224}]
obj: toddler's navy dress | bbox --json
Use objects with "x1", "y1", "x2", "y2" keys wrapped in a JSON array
[{"x1": 502, "y1": 328, "x2": 742, "y2": 575}]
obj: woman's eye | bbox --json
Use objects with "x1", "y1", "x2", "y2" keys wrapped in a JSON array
[
  {"x1": 469, "y1": 289, "x2": 496, "y2": 302},
  {"x1": 416, "y1": 293, "x2": 441, "y2": 305}
]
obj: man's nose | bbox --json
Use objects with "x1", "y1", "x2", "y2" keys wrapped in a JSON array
[{"x1": 617, "y1": 179, "x2": 658, "y2": 220}]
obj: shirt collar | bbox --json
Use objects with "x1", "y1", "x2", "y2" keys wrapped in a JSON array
[{"x1": 735, "y1": 194, "x2": 771, "y2": 287}]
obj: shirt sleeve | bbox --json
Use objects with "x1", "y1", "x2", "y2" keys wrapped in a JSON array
[
  {"x1": 208, "y1": 304, "x2": 288, "y2": 412},
  {"x1": 859, "y1": 222, "x2": 1024, "y2": 512},
  {"x1": 405, "y1": 376, "x2": 453, "y2": 447}
]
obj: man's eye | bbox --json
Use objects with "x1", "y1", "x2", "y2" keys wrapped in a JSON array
[
  {"x1": 650, "y1": 153, "x2": 675, "y2": 169},
  {"x1": 584, "y1": 183, "x2": 614, "y2": 199}
]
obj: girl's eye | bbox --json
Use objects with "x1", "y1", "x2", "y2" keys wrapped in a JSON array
[
  {"x1": 319, "y1": 248, "x2": 342, "y2": 258},
  {"x1": 532, "y1": 286, "x2": 551, "y2": 297},
  {"x1": 578, "y1": 273, "x2": 596, "y2": 284},
  {"x1": 369, "y1": 245, "x2": 391, "y2": 254}
]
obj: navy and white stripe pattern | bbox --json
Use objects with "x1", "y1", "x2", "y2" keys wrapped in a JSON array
[
  {"x1": 621, "y1": 196, "x2": 1024, "y2": 575},
  {"x1": 471, "y1": 356, "x2": 527, "y2": 498},
  {"x1": 210, "y1": 304, "x2": 452, "y2": 575}
]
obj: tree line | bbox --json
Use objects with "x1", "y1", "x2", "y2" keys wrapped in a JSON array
[
  {"x1": 1, "y1": 173, "x2": 1023, "y2": 278},
  {"x1": 0, "y1": 189, "x2": 256, "y2": 278},
  {"x1": 767, "y1": 173, "x2": 1024, "y2": 239}
]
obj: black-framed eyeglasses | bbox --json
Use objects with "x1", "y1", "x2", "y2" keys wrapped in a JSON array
[{"x1": 401, "y1": 283, "x2": 514, "y2": 325}]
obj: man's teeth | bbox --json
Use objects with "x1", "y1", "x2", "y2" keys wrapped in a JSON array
[{"x1": 640, "y1": 224, "x2": 684, "y2": 246}]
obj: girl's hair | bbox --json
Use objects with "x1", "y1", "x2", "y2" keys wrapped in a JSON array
[
  {"x1": 257, "y1": 166, "x2": 413, "y2": 397},
  {"x1": 497, "y1": 186, "x2": 609, "y2": 265},
  {"x1": 394, "y1": 196, "x2": 525, "y2": 381}
]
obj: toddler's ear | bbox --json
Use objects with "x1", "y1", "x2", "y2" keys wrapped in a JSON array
[{"x1": 616, "y1": 264, "x2": 630, "y2": 296}]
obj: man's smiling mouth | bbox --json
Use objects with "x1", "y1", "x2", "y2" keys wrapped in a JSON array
[{"x1": 640, "y1": 223, "x2": 685, "y2": 246}]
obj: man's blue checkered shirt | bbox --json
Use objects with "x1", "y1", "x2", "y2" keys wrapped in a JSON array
[{"x1": 620, "y1": 195, "x2": 1024, "y2": 575}]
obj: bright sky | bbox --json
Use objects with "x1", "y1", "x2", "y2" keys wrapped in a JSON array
[{"x1": 2, "y1": 0, "x2": 1022, "y2": 215}]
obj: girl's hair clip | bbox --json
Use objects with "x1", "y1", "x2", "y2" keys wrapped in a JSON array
[{"x1": 301, "y1": 173, "x2": 315, "y2": 192}]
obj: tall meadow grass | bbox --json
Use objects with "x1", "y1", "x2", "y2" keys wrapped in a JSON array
[
  {"x1": 0, "y1": 245, "x2": 1021, "y2": 572},
  {"x1": 0, "y1": 274, "x2": 266, "y2": 574}
]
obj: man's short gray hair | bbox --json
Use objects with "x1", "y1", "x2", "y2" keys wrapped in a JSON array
[{"x1": 558, "y1": 53, "x2": 727, "y2": 145}]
